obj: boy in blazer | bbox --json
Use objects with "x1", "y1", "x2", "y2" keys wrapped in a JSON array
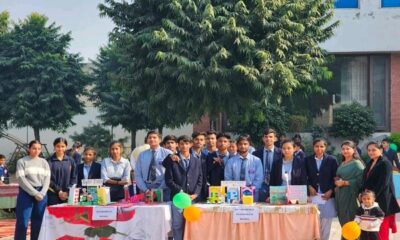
[
  {"x1": 382, "y1": 138, "x2": 400, "y2": 170},
  {"x1": 206, "y1": 133, "x2": 231, "y2": 186},
  {"x1": 165, "y1": 135, "x2": 203, "y2": 240},
  {"x1": 76, "y1": 147, "x2": 101, "y2": 187},
  {"x1": 252, "y1": 128, "x2": 282, "y2": 201}
]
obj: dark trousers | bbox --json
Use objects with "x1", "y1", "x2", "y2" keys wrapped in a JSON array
[
  {"x1": 360, "y1": 230, "x2": 379, "y2": 240},
  {"x1": 15, "y1": 188, "x2": 47, "y2": 240}
]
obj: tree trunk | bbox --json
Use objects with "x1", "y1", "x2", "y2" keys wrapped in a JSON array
[
  {"x1": 130, "y1": 130, "x2": 137, "y2": 151},
  {"x1": 158, "y1": 126, "x2": 163, "y2": 135},
  {"x1": 33, "y1": 127, "x2": 40, "y2": 141}
]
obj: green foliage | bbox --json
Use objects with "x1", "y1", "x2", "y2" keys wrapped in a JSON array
[
  {"x1": 70, "y1": 122, "x2": 127, "y2": 160},
  {"x1": 99, "y1": 0, "x2": 338, "y2": 125},
  {"x1": 389, "y1": 132, "x2": 400, "y2": 152},
  {"x1": 228, "y1": 103, "x2": 289, "y2": 147},
  {"x1": 288, "y1": 115, "x2": 308, "y2": 132},
  {"x1": 0, "y1": 13, "x2": 89, "y2": 140},
  {"x1": 330, "y1": 102, "x2": 376, "y2": 141}
]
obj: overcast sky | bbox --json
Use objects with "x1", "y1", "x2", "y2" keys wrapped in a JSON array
[{"x1": 0, "y1": 0, "x2": 115, "y2": 62}]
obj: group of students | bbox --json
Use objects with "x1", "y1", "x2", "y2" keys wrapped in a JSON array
[{"x1": 9, "y1": 129, "x2": 400, "y2": 240}]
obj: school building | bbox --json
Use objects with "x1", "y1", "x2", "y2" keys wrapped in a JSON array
[{"x1": 194, "y1": 0, "x2": 400, "y2": 133}]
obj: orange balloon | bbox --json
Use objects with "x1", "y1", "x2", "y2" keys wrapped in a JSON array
[
  {"x1": 183, "y1": 205, "x2": 202, "y2": 222},
  {"x1": 342, "y1": 221, "x2": 361, "y2": 240}
]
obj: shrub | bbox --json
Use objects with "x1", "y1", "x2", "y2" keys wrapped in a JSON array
[
  {"x1": 288, "y1": 115, "x2": 308, "y2": 132},
  {"x1": 389, "y1": 132, "x2": 400, "y2": 152},
  {"x1": 330, "y1": 102, "x2": 376, "y2": 141}
]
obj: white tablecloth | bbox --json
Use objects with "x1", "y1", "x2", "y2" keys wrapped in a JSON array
[{"x1": 38, "y1": 203, "x2": 171, "y2": 240}]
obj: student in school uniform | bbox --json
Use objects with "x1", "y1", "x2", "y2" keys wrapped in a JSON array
[
  {"x1": 275, "y1": 139, "x2": 307, "y2": 186},
  {"x1": 76, "y1": 147, "x2": 101, "y2": 187},
  {"x1": 47, "y1": 137, "x2": 76, "y2": 206},
  {"x1": 225, "y1": 135, "x2": 263, "y2": 200},
  {"x1": 228, "y1": 140, "x2": 238, "y2": 157},
  {"x1": 136, "y1": 130, "x2": 172, "y2": 201},
  {"x1": 206, "y1": 133, "x2": 231, "y2": 186},
  {"x1": 165, "y1": 135, "x2": 203, "y2": 240},
  {"x1": 0, "y1": 154, "x2": 9, "y2": 184},
  {"x1": 190, "y1": 132, "x2": 208, "y2": 201},
  {"x1": 305, "y1": 138, "x2": 338, "y2": 240},
  {"x1": 252, "y1": 128, "x2": 282, "y2": 202},
  {"x1": 381, "y1": 138, "x2": 400, "y2": 170},
  {"x1": 101, "y1": 141, "x2": 131, "y2": 202},
  {"x1": 14, "y1": 140, "x2": 50, "y2": 240}
]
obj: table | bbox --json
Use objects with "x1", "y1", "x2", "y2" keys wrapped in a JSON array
[
  {"x1": 184, "y1": 204, "x2": 320, "y2": 240},
  {"x1": 0, "y1": 184, "x2": 19, "y2": 209},
  {"x1": 38, "y1": 203, "x2": 171, "y2": 240}
]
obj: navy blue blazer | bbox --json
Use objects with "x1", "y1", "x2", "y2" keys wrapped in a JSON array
[
  {"x1": 206, "y1": 152, "x2": 230, "y2": 186},
  {"x1": 305, "y1": 154, "x2": 338, "y2": 195},
  {"x1": 274, "y1": 155, "x2": 308, "y2": 186},
  {"x1": 76, "y1": 162, "x2": 102, "y2": 187},
  {"x1": 361, "y1": 156, "x2": 400, "y2": 216},
  {"x1": 164, "y1": 154, "x2": 203, "y2": 202},
  {"x1": 383, "y1": 149, "x2": 400, "y2": 169},
  {"x1": 252, "y1": 147, "x2": 282, "y2": 186}
]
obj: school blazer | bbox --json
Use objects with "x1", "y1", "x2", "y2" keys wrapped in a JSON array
[
  {"x1": 164, "y1": 154, "x2": 203, "y2": 202},
  {"x1": 305, "y1": 154, "x2": 338, "y2": 195},
  {"x1": 274, "y1": 155, "x2": 308, "y2": 186},
  {"x1": 252, "y1": 147, "x2": 282, "y2": 186},
  {"x1": 361, "y1": 156, "x2": 400, "y2": 216},
  {"x1": 206, "y1": 152, "x2": 229, "y2": 186},
  {"x1": 76, "y1": 162, "x2": 102, "y2": 187}
]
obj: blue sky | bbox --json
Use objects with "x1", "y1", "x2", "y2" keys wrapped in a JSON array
[{"x1": 0, "y1": 0, "x2": 115, "y2": 62}]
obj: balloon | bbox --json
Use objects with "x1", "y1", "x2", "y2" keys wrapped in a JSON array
[
  {"x1": 342, "y1": 221, "x2": 361, "y2": 240},
  {"x1": 183, "y1": 205, "x2": 202, "y2": 222},
  {"x1": 173, "y1": 192, "x2": 192, "y2": 209},
  {"x1": 390, "y1": 143, "x2": 398, "y2": 152},
  {"x1": 130, "y1": 144, "x2": 150, "y2": 169}
]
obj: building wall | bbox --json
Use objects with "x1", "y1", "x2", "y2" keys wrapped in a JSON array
[
  {"x1": 391, "y1": 54, "x2": 400, "y2": 131},
  {"x1": 322, "y1": 0, "x2": 400, "y2": 53}
]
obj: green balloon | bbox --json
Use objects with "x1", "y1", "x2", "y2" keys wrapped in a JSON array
[
  {"x1": 173, "y1": 192, "x2": 192, "y2": 209},
  {"x1": 390, "y1": 143, "x2": 398, "y2": 152}
]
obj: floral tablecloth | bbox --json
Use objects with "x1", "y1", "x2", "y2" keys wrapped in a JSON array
[{"x1": 38, "y1": 203, "x2": 171, "y2": 240}]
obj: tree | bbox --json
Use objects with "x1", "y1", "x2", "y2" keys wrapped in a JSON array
[
  {"x1": 0, "y1": 11, "x2": 11, "y2": 128},
  {"x1": 0, "y1": 13, "x2": 88, "y2": 140},
  {"x1": 99, "y1": 0, "x2": 338, "y2": 126},
  {"x1": 91, "y1": 43, "x2": 153, "y2": 149},
  {"x1": 330, "y1": 102, "x2": 376, "y2": 141},
  {"x1": 70, "y1": 122, "x2": 127, "y2": 159}
]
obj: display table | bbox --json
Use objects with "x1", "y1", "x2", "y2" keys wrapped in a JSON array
[
  {"x1": 38, "y1": 203, "x2": 171, "y2": 240},
  {"x1": 0, "y1": 184, "x2": 19, "y2": 209},
  {"x1": 184, "y1": 204, "x2": 320, "y2": 240}
]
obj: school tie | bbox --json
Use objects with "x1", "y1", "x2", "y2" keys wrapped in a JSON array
[
  {"x1": 264, "y1": 150, "x2": 271, "y2": 184},
  {"x1": 183, "y1": 159, "x2": 189, "y2": 171},
  {"x1": 240, "y1": 158, "x2": 247, "y2": 181},
  {"x1": 147, "y1": 150, "x2": 157, "y2": 182}
]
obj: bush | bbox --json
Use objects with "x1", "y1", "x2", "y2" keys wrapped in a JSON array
[
  {"x1": 288, "y1": 115, "x2": 308, "y2": 132},
  {"x1": 389, "y1": 132, "x2": 400, "y2": 152},
  {"x1": 330, "y1": 102, "x2": 376, "y2": 141}
]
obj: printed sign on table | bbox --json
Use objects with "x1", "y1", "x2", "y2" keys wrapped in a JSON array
[
  {"x1": 92, "y1": 206, "x2": 117, "y2": 221},
  {"x1": 232, "y1": 207, "x2": 260, "y2": 224}
]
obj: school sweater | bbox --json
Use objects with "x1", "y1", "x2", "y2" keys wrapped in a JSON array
[
  {"x1": 16, "y1": 156, "x2": 51, "y2": 197},
  {"x1": 355, "y1": 202, "x2": 385, "y2": 232}
]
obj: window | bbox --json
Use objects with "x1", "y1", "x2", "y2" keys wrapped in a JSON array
[
  {"x1": 382, "y1": 0, "x2": 400, "y2": 7},
  {"x1": 329, "y1": 55, "x2": 390, "y2": 130},
  {"x1": 335, "y1": 0, "x2": 358, "y2": 8}
]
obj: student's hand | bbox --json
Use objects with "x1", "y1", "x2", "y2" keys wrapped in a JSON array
[
  {"x1": 322, "y1": 190, "x2": 333, "y2": 200},
  {"x1": 308, "y1": 186, "x2": 317, "y2": 196},
  {"x1": 59, "y1": 191, "x2": 68, "y2": 201},
  {"x1": 213, "y1": 157, "x2": 223, "y2": 165},
  {"x1": 35, "y1": 194, "x2": 44, "y2": 202},
  {"x1": 189, "y1": 194, "x2": 197, "y2": 200},
  {"x1": 170, "y1": 154, "x2": 180, "y2": 162}
]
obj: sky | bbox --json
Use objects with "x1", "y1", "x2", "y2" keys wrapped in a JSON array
[{"x1": 0, "y1": 0, "x2": 115, "y2": 62}]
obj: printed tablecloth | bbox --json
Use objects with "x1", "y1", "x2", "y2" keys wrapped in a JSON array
[
  {"x1": 0, "y1": 184, "x2": 19, "y2": 209},
  {"x1": 38, "y1": 203, "x2": 171, "y2": 240},
  {"x1": 184, "y1": 203, "x2": 320, "y2": 240}
]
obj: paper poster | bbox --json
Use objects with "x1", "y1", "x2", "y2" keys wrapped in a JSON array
[
  {"x1": 221, "y1": 181, "x2": 246, "y2": 188},
  {"x1": 232, "y1": 207, "x2": 260, "y2": 223},
  {"x1": 92, "y1": 206, "x2": 117, "y2": 220},
  {"x1": 270, "y1": 186, "x2": 287, "y2": 205},
  {"x1": 287, "y1": 185, "x2": 307, "y2": 204}
]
